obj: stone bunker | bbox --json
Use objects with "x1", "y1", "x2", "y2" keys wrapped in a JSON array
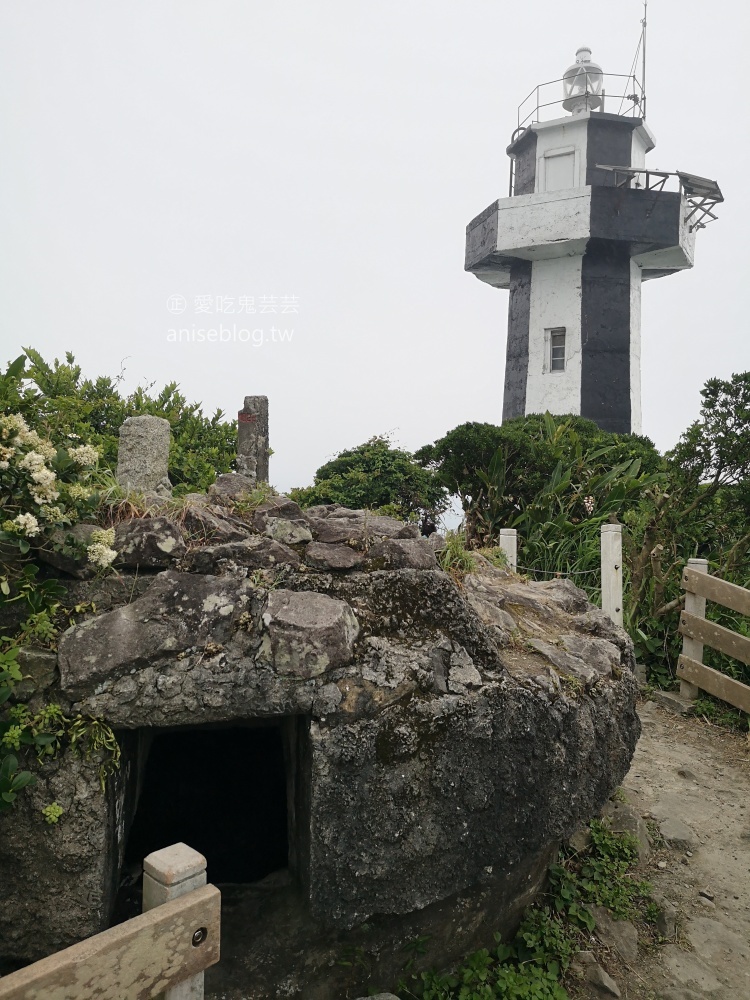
[{"x1": 0, "y1": 475, "x2": 640, "y2": 996}]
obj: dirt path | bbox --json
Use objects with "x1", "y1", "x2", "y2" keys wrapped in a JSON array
[{"x1": 600, "y1": 700, "x2": 750, "y2": 1000}]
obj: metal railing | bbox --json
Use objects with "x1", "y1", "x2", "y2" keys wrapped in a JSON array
[{"x1": 515, "y1": 71, "x2": 645, "y2": 134}]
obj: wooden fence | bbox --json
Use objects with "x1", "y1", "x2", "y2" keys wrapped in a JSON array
[
  {"x1": 0, "y1": 843, "x2": 219, "y2": 1000},
  {"x1": 677, "y1": 558, "x2": 750, "y2": 714}
]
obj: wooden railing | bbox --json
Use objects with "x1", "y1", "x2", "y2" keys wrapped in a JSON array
[
  {"x1": 0, "y1": 844, "x2": 219, "y2": 1000},
  {"x1": 677, "y1": 558, "x2": 750, "y2": 714}
]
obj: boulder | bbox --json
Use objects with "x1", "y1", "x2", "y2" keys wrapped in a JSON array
[
  {"x1": 652, "y1": 892, "x2": 678, "y2": 940},
  {"x1": 114, "y1": 516, "x2": 185, "y2": 569},
  {"x1": 306, "y1": 513, "x2": 419, "y2": 544},
  {"x1": 592, "y1": 905, "x2": 639, "y2": 962},
  {"x1": 658, "y1": 816, "x2": 698, "y2": 851},
  {"x1": 367, "y1": 537, "x2": 438, "y2": 570},
  {"x1": 601, "y1": 800, "x2": 651, "y2": 862},
  {"x1": 258, "y1": 589, "x2": 359, "y2": 678},
  {"x1": 36, "y1": 523, "x2": 99, "y2": 578},
  {"x1": 573, "y1": 951, "x2": 621, "y2": 997},
  {"x1": 264, "y1": 517, "x2": 313, "y2": 546},
  {"x1": 12, "y1": 646, "x2": 59, "y2": 699},
  {"x1": 207, "y1": 472, "x2": 257, "y2": 503},
  {"x1": 184, "y1": 536, "x2": 300, "y2": 574},
  {"x1": 57, "y1": 570, "x2": 257, "y2": 699},
  {"x1": 305, "y1": 542, "x2": 365, "y2": 571},
  {"x1": 252, "y1": 497, "x2": 305, "y2": 532},
  {"x1": 3, "y1": 501, "x2": 642, "y2": 994},
  {"x1": 180, "y1": 497, "x2": 252, "y2": 544}
]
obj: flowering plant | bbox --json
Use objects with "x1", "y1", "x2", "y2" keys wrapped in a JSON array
[{"x1": 0, "y1": 411, "x2": 108, "y2": 583}]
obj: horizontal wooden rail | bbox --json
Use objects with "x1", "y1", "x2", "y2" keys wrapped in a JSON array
[
  {"x1": 0, "y1": 884, "x2": 220, "y2": 1000},
  {"x1": 679, "y1": 612, "x2": 750, "y2": 667},
  {"x1": 682, "y1": 567, "x2": 750, "y2": 617},
  {"x1": 677, "y1": 655, "x2": 750, "y2": 715}
]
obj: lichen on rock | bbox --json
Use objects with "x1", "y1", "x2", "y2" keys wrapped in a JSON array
[{"x1": 1, "y1": 495, "x2": 641, "y2": 975}]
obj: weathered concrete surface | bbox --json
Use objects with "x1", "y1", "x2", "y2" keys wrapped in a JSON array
[
  {"x1": 0, "y1": 736, "x2": 137, "y2": 964},
  {"x1": 236, "y1": 395, "x2": 269, "y2": 483},
  {"x1": 116, "y1": 415, "x2": 172, "y2": 495},
  {"x1": 1, "y1": 496, "x2": 641, "y2": 990},
  {"x1": 207, "y1": 843, "x2": 555, "y2": 1000}
]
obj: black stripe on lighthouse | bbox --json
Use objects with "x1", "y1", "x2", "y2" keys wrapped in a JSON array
[
  {"x1": 580, "y1": 240, "x2": 632, "y2": 434},
  {"x1": 502, "y1": 260, "x2": 532, "y2": 421}
]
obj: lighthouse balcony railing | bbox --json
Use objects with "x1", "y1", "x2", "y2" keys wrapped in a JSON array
[
  {"x1": 514, "y1": 71, "x2": 645, "y2": 135},
  {"x1": 594, "y1": 166, "x2": 723, "y2": 231}
]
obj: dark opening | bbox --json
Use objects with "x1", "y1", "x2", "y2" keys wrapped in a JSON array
[{"x1": 124, "y1": 724, "x2": 288, "y2": 884}]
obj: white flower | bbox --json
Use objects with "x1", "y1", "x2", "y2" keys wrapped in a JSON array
[
  {"x1": 87, "y1": 542, "x2": 117, "y2": 569},
  {"x1": 31, "y1": 467, "x2": 57, "y2": 487},
  {"x1": 0, "y1": 414, "x2": 29, "y2": 441},
  {"x1": 40, "y1": 505, "x2": 65, "y2": 524},
  {"x1": 69, "y1": 444, "x2": 99, "y2": 467},
  {"x1": 18, "y1": 450, "x2": 46, "y2": 472},
  {"x1": 0, "y1": 461, "x2": 8, "y2": 470},
  {"x1": 36, "y1": 440, "x2": 57, "y2": 461},
  {"x1": 66, "y1": 483, "x2": 92, "y2": 501},
  {"x1": 31, "y1": 490, "x2": 60, "y2": 505},
  {"x1": 90, "y1": 527, "x2": 115, "y2": 546},
  {"x1": 13, "y1": 513, "x2": 41, "y2": 537}
]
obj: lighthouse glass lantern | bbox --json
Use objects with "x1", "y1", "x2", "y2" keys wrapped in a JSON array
[{"x1": 562, "y1": 47, "x2": 603, "y2": 113}]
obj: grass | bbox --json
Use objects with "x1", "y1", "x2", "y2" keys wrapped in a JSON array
[{"x1": 437, "y1": 531, "x2": 476, "y2": 584}]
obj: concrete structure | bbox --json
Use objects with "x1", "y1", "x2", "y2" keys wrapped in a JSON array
[
  {"x1": 116, "y1": 415, "x2": 172, "y2": 495},
  {"x1": 465, "y1": 48, "x2": 722, "y2": 434},
  {"x1": 236, "y1": 395, "x2": 269, "y2": 483}
]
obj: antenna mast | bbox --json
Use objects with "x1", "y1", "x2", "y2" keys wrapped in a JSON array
[{"x1": 641, "y1": 0, "x2": 648, "y2": 119}]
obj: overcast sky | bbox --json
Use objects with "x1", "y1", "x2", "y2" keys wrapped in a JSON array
[{"x1": 1, "y1": 1, "x2": 747, "y2": 493}]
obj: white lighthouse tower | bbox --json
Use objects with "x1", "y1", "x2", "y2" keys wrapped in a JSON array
[{"x1": 465, "y1": 47, "x2": 722, "y2": 434}]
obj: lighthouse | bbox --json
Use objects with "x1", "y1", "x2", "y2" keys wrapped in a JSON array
[{"x1": 465, "y1": 47, "x2": 722, "y2": 434}]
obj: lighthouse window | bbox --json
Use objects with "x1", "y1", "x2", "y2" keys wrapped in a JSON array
[{"x1": 550, "y1": 329, "x2": 566, "y2": 371}]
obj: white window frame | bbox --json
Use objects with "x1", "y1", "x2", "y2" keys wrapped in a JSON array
[
  {"x1": 544, "y1": 327, "x2": 567, "y2": 374},
  {"x1": 537, "y1": 145, "x2": 582, "y2": 193}
]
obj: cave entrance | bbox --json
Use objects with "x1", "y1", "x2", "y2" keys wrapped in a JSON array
[{"x1": 124, "y1": 721, "x2": 297, "y2": 885}]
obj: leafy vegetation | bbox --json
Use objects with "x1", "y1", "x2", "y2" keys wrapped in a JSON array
[
  {"x1": 392, "y1": 819, "x2": 655, "y2": 999},
  {"x1": 291, "y1": 436, "x2": 448, "y2": 528},
  {"x1": 17, "y1": 349, "x2": 237, "y2": 495},
  {"x1": 416, "y1": 377, "x2": 750, "y2": 694}
]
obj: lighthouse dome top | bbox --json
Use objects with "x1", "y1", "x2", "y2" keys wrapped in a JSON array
[{"x1": 562, "y1": 47, "x2": 604, "y2": 114}]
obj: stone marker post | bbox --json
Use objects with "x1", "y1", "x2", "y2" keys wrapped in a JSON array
[
  {"x1": 236, "y1": 395, "x2": 269, "y2": 483},
  {"x1": 600, "y1": 523, "x2": 623, "y2": 627},
  {"x1": 116, "y1": 415, "x2": 172, "y2": 495},
  {"x1": 143, "y1": 843, "x2": 209, "y2": 1000},
  {"x1": 498, "y1": 528, "x2": 517, "y2": 572},
  {"x1": 680, "y1": 557, "x2": 709, "y2": 702}
]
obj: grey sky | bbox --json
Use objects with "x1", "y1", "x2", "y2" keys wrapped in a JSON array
[{"x1": 1, "y1": 1, "x2": 747, "y2": 494}]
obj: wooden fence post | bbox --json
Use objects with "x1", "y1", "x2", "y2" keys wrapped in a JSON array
[
  {"x1": 498, "y1": 528, "x2": 517, "y2": 572},
  {"x1": 680, "y1": 558, "x2": 709, "y2": 702},
  {"x1": 600, "y1": 523, "x2": 623, "y2": 627},
  {"x1": 143, "y1": 843, "x2": 208, "y2": 1000}
]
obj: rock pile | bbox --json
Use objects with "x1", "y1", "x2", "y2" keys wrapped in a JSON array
[{"x1": 0, "y1": 477, "x2": 641, "y2": 996}]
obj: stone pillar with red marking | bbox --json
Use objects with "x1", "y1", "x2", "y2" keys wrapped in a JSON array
[{"x1": 236, "y1": 395, "x2": 269, "y2": 483}]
